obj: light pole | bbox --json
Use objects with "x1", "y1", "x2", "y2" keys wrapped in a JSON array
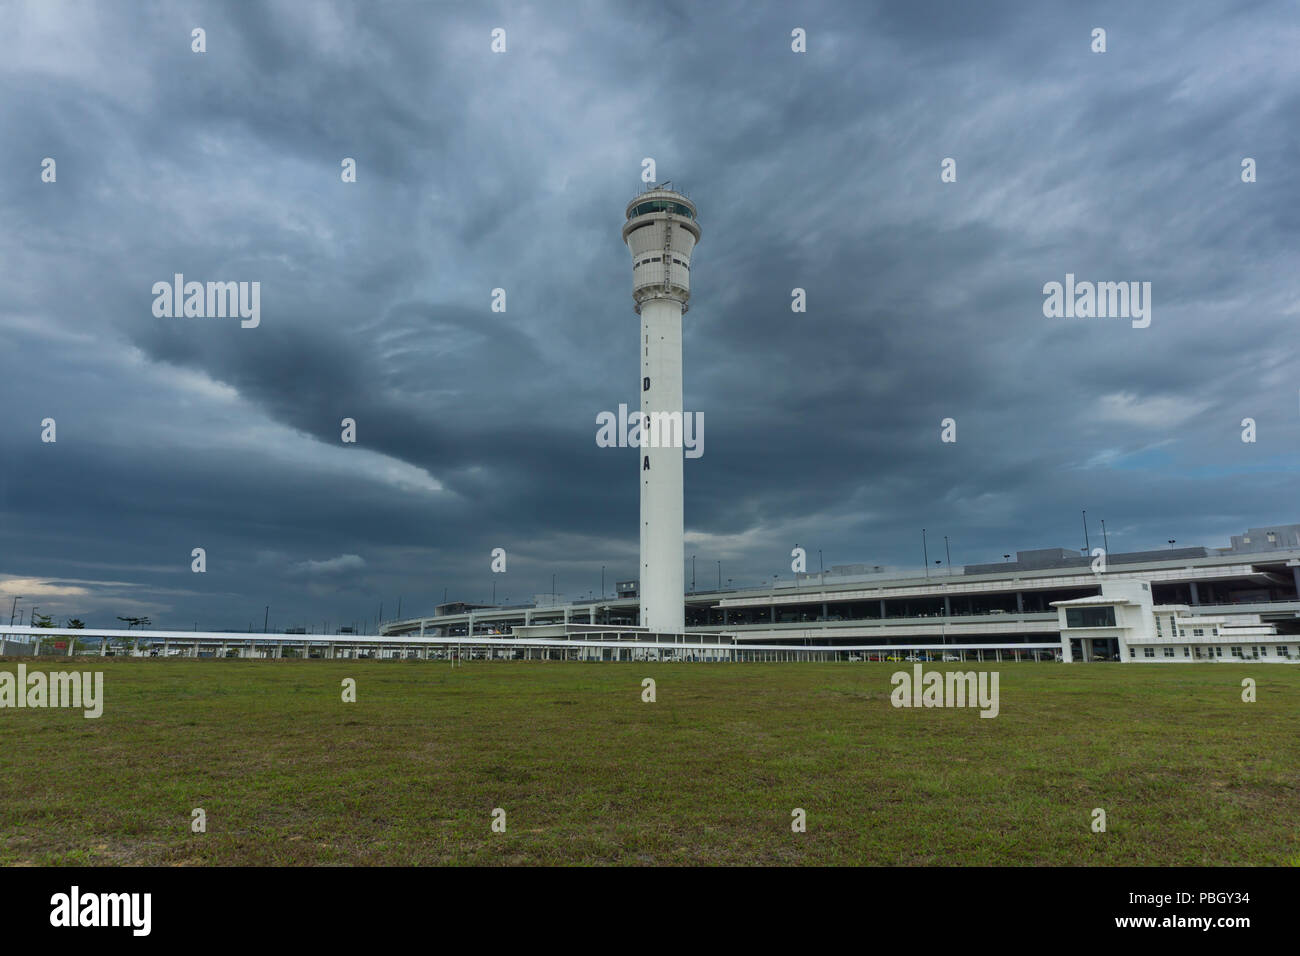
[
  {"x1": 601, "y1": 565, "x2": 605, "y2": 600},
  {"x1": 819, "y1": 549, "x2": 824, "y2": 587},
  {"x1": 691, "y1": 555, "x2": 696, "y2": 594},
  {"x1": 922, "y1": 529, "x2": 930, "y2": 579},
  {"x1": 944, "y1": 537, "x2": 952, "y2": 576},
  {"x1": 264, "y1": 606, "x2": 269, "y2": 633},
  {"x1": 8, "y1": 596, "x2": 20, "y2": 626}
]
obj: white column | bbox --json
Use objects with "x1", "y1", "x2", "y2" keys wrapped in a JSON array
[{"x1": 639, "y1": 296, "x2": 686, "y2": 634}]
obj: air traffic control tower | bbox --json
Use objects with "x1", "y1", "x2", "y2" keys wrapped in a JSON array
[{"x1": 623, "y1": 186, "x2": 700, "y2": 633}]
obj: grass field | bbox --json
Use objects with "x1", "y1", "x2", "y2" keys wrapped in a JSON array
[{"x1": 1, "y1": 659, "x2": 1296, "y2": 866}]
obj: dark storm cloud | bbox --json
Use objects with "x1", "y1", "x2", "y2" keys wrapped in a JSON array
[{"x1": 1, "y1": 0, "x2": 1296, "y2": 628}]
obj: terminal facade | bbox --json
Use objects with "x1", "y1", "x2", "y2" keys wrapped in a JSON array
[{"x1": 382, "y1": 524, "x2": 1300, "y2": 663}]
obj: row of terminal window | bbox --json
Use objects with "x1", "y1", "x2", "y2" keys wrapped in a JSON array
[{"x1": 1131, "y1": 645, "x2": 1291, "y2": 658}]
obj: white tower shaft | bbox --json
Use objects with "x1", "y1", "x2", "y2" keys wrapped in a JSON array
[{"x1": 640, "y1": 297, "x2": 685, "y2": 632}]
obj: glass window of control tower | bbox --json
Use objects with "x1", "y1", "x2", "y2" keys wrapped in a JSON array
[{"x1": 629, "y1": 200, "x2": 694, "y2": 219}]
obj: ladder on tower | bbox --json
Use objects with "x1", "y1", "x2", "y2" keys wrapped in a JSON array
[{"x1": 662, "y1": 213, "x2": 673, "y2": 292}]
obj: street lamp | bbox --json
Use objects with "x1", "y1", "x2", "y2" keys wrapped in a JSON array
[{"x1": 8, "y1": 596, "x2": 20, "y2": 626}]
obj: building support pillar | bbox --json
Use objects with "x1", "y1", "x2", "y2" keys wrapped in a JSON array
[{"x1": 1189, "y1": 582, "x2": 1200, "y2": 606}]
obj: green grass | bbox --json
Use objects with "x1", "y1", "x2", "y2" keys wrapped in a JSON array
[{"x1": 1, "y1": 659, "x2": 1296, "y2": 865}]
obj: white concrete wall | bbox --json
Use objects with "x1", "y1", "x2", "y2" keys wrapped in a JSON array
[
  {"x1": 638, "y1": 296, "x2": 685, "y2": 633},
  {"x1": 1111, "y1": 579, "x2": 1155, "y2": 659},
  {"x1": 1126, "y1": 639, "x2": 1298, "y2": 662}
]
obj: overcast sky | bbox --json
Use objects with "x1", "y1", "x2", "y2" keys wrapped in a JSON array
[{"x1": 1, "y1": 0, "x2": 1297, "y2": 631}]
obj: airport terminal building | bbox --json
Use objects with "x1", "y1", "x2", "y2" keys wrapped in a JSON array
[{"x1": 382, "y1": 524, "x2": 1300, "y2": 663}]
